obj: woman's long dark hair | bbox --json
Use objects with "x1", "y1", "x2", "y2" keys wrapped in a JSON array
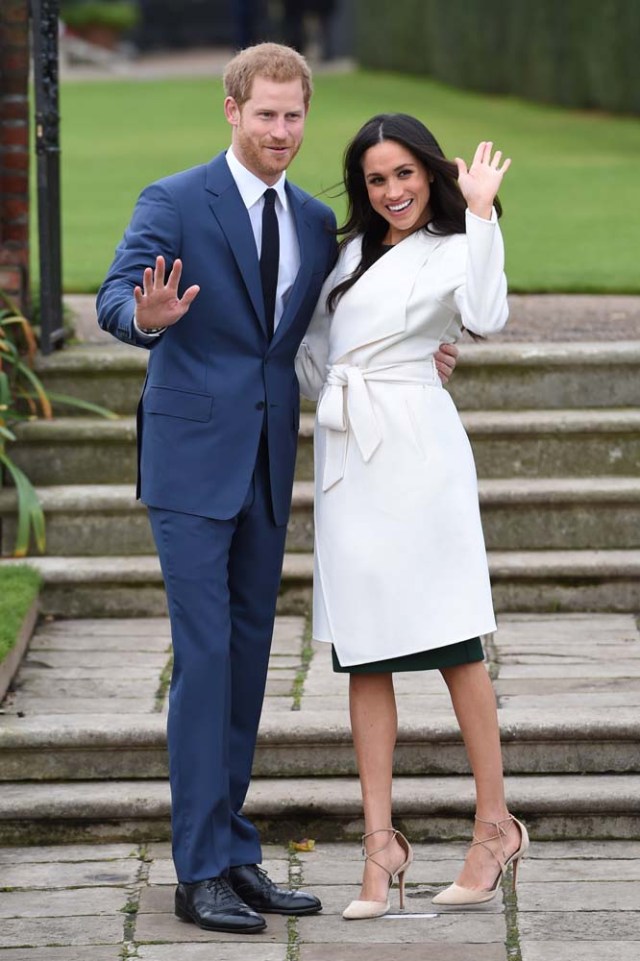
[{"x1": 327, "y1": 113, "x2": 502, "y2": 311}]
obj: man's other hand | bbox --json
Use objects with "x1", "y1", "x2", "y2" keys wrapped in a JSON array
[{"x1": 435, "y1": 342, "x2": 459, "y2": 385}]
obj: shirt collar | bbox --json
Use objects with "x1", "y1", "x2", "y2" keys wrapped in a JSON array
[{"x1": 226, "y1": 147, "x2": 289, "y2": 212}]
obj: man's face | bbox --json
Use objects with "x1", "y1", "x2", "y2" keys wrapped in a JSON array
[{"x1": 224, "y1": 76, "x2": 308, "y2": 184}]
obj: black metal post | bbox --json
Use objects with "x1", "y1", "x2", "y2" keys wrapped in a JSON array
[{"x1": 31, "y1": 0, "x2": 65, "y2": 354}]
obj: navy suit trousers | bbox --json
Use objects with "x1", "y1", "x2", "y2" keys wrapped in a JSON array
[{"x1": 147, "y1": 439, "x2": 288, "y2": 882}]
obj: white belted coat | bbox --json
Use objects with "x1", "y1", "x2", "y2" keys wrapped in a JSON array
[{"x1": 295, "y1": 210, "x2": 508, "y2": 666}]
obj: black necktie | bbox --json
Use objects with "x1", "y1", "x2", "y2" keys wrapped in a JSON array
[{"x1": 260, "y1": 188, "x2": 280, "y2": 340}]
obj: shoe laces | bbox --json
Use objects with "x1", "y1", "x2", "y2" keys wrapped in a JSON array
[
  {"x1": 205, "y1": 876, "x2": 241, "y2": 905},
  {"x1": 249, "y1": 864, "x2": 278, "y2": 893}
]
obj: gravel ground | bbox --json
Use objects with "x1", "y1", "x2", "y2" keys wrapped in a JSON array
[
  {"x1": 66, "y1": 293, "x2": 640, "y2": 345},
  {"x1": 496, "y1": 295, "x2": 640, "y2": 342}
]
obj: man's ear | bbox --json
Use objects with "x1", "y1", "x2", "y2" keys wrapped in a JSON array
[{"x1": 224, "y1": 96, "x2": 241, "y2": 126}]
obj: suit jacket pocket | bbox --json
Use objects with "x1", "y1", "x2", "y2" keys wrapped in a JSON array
[{"x1": 144, "y1": 385, "x2": 213, "y2": 422}]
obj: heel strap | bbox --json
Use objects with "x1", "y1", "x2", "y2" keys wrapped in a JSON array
[
  {"x1": 360, "y1": 828, "x2": 400, "y2": 883},
  {"x1": 472, "y1": 815, "x2": 515, "y2": 869},
  {"x1": 361, "y1": 827, "x2": 398, "y2": 856},
  {"x1": 475, "y1": 815, "x2": 515, "y2": 829}
]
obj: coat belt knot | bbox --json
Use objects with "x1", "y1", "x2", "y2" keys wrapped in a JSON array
[{"x1": 317, "y1": 359, "x2": 440, "y2": 492}]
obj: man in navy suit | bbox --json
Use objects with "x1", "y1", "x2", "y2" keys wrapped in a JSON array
[
  {"x1": 98, "y1": 43, "x2": 335, "y2": 934},
  {"x1": 98, "y1": 43, "x2": 457, "y2": 934}
]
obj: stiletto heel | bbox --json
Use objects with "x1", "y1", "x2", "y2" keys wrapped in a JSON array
[
  {"x1": 342, "y1": 828, "x2": 413, "y2": 920},
  {"x1": 512, "y1": 849, "x2": 522, "y2": 891},
  {"x1": 432, "y1": 814, "x2": 529, "y2": 907},
  {"x1": 398, "y1": 868, "x2": 406, "y2": 909}
]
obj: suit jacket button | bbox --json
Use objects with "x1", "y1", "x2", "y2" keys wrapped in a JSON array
[{"x1": 256, "y1": 401, "x2": 265, "y2": 410}]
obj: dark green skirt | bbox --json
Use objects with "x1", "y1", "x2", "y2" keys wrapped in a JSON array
[{"x1": 331, "y1": 637, "x2": 484, "y2": 674}]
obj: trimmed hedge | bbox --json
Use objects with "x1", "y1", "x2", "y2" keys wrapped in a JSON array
[
  {"x1": 61, "y1": 4, "x2": 139, "y2": 32},
  {"x1": 356, "y1": 0, "x2": 640, "y2": 114}
]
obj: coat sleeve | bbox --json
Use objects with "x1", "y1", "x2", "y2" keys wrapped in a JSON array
[
  {"x1": 295, "y1": 248, "x2": 344, "y2": 399},
  {"x1": 452, "y1": 208, "x2": 509, "y2": 336},
  {"x1": 295, "y1": 280, "x2": 333, "y2": 400},
  {"x1": 96, "y1": 181, "x2": 181, "y2": 350},
  {"x1": 295, "y1": 237, "x2": 363, "y2": 399}
]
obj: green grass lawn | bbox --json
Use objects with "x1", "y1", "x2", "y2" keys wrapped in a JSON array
[
  {"x1": 48, "y1": 69, "x2": 640, "y2": 293},
  {"x1": 0, "y1": 566, "x2": 41, "y2": 665}
]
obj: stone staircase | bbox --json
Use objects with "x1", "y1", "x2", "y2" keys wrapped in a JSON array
[
  {"x1": 1, "y1": 612, "x2": 639, "y2": 844},
  {"x1": 0, "y1": 333, "x2": 639, "y2": 843},
  {"x1": 2, "y1": 340, "x2": 640, "y2": 614}
]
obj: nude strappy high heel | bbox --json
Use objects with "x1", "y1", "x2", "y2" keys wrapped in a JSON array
[
  {"x1": 343, "y1": 828, "x2": 414, "y2": 920},
  {"x1": 432, "y1": 814, "x2": 529, "y2": 906}
]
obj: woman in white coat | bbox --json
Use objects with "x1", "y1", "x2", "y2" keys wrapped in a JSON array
[{"x1": 296, "y1": 114, "x2": 528, "y2": 919}]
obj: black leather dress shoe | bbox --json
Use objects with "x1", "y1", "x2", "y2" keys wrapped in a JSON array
[
  {"x1": 228, "y1": 863, "x2": 322, "y2": 916},
  {"x1": 175, "y1": 877, "x2": 266, "y2": 933}
]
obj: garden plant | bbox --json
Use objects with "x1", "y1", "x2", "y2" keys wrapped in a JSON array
[{"x1": 0, "y1": 290, "x2": 115, "y2": 557}]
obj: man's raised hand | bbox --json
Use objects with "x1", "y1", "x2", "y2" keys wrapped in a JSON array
[{"x1": 134, "y1": 256, "x2": 200, "y2": 331}]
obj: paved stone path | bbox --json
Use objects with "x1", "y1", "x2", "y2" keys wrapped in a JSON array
[
  {"x1": 60, "y1": 43, "x2": 354, "y2": 83},
  {"x1": 4, "y1": 613, "x2": 640, "y2": 721},
  {"x1": 1, "y1": 612, "x2": 639, "y2": 957},
  {"x1": 0, "y1": 838, "x2": 639, "y2": 959},
  {"x1": 2, "y1": 616, "x2": 305, "y2": 717}
]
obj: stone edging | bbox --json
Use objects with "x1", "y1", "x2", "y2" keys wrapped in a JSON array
[{"x1": 0, "y1": 597, "x2": 39, "y2": 702}]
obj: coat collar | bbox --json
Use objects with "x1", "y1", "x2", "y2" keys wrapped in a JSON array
[{"x1": 328, "y1": 230, "x2": 445, "y2": 362}]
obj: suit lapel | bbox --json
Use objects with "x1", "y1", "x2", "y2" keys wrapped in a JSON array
[
  {"x1": 271, "y1": 184, "x2": 314, "y2": 345},
  {"x1": 205, "y1": 154, "x2": 267, "y2": 337}
]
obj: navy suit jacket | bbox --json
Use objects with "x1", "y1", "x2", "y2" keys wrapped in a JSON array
[{"x1": 97, "y1": 152, "x2": 337, "y2": 526}]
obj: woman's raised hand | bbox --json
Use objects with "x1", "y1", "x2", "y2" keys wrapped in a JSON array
[
  {"x1": 134, "y1": 256, "x2": 200, "y2": 331},
  {"x1": 455, "y1": 142, "x2": 511, "y2": 221}
]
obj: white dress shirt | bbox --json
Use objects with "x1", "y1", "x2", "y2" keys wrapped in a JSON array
[
  {"x1": 226, "y1": 146, "x2": 300, "y2": 330},
  {"x1": 134, "y1": 147, "x2": 301, "y2": 339}
]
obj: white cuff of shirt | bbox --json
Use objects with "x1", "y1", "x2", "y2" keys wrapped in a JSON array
[{"x1": 133, "y1": 315, "x2": 166, "y2": 339}]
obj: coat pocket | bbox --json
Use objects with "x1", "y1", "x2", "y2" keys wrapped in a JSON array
[{"x1": 144, "y1": 386, "x2": 213, "y2": 422}]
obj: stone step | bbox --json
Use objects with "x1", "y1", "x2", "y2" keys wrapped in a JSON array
[
  {"x1": 11, "y1": 417, "x2": 139, "y2": 486},
  {"x1": 462, "y1": 408, "x2": 640, "y2": 478},
  {"x1": 1, "y1": 710, "x2": 638, "y2": 783},
  {"x1": 11, "y1": 408, "x2": 640, "y2": 486},
  {"x1": 34, "y1": 342, "x2": 640, "y2": 414},
  {"x1": 478, "y1": 477, "x2": 640, "y2": 550},
  {"x1": 3, "y1": 478, "x2": 640, "y2": 556},
  {"x1": 0, "y1": 774, "x2": 637, "y2": 845},
  {"x1": 35, "y1": 344, "x2": 146, "y2": 417},
  {"x1": 450, "y1": 341, "x2": 640, "y2": 410},
  {"x1": 1, "y1": 549, "x2": 638, "y2": 616}
]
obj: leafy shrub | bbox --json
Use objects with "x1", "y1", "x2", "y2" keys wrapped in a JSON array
[{"x1": 0, "y1": 291, "x2": 116, "y2": 556}]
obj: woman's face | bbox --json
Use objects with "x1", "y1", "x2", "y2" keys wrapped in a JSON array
[{"x1": 361, "y1": 140, "x2": 432, "y2": 244}]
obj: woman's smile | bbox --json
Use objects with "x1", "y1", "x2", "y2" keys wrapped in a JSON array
[{"x1": 387, "y1": 198, "x2": 413, "y2": 214}]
